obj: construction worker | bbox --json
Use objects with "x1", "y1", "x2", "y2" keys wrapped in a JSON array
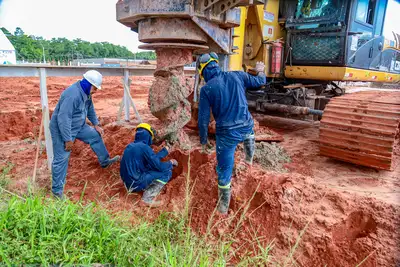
[
  {"x1": 50, "y1": 70, "x2": 120, "y2": 199},
  {"x1": 197, "y1": 53, "x2": 266, "y2": 214},
  {"x1": 120, "y1": 123, "x2": 178, "y2": 205}
]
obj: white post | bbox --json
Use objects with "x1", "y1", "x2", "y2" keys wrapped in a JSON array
[
  {"x1": 123, "y1": 80, "x2": 142, "y2": 123},
  {"x1": 123, "y1": 69, "x2": 130, "y2": 121},
  {"x1": 39, "y1": 68, "x2": 53, "y2": 170}
]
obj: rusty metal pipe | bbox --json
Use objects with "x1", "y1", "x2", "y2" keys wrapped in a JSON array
[{"x1": 248, "y1": 101, "x2": 323, "y2": 116}]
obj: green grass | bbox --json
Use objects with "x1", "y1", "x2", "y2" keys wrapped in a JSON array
[
  {"x1": 0, "y1": 195, "x2": 227, "y2": 266},
  {"x1": 0, "y1": 163, "x2": 13, "y2": 189},
  {"x1": 0, "y1": 158, "x2": 273, "y2": 266}
]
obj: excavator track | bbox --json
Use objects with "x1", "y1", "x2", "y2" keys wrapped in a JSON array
[{"x1": 319, "y1": 91, "x2": 400, "y2": 171}]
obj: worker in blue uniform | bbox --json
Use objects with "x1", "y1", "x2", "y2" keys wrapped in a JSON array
[
  {"x1": 50, "y1": 70, "x2": 120, "y2": 199},
  {"x1": 120, "y1": 123, "x2": 178, "y2": 205},
  {"x1": 197, "y1": 53, "x2": 266, "y2": 214}
]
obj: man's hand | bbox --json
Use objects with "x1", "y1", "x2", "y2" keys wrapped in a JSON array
[
  {"x1": 255, "y1": 61, "x2": 265, "y2": 73},
  {"x1": 94, "y1": 125, "x2": 104, "y2": 136},
  {"x1": 247, "y1": 61, "x2": 265, "y2": 76},
  {"x1": 170, "y1": 159, "x2": 178, "y2": 167},
  {"x1": 165, "y1": 143, "x2": 172, "y2": 152},
  {"x1": 65, "y1": 141, "x2": 74, "y2": 151}
]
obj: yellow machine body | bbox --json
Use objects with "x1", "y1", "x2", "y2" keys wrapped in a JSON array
[{"x1": 229, "y1": 1, "x2": 400, "y2": 84}]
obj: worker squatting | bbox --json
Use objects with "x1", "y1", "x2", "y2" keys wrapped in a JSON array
[{"x1": 50, "y1": 53, "x2": 265, "y2": 214}]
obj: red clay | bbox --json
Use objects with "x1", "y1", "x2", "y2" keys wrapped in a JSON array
[
  {"x1": 149, "y1": 48, "x2": 194, "y2": 141},
  {"x1": 0, "y1": 77, "x2": 399, "y2": 266}
]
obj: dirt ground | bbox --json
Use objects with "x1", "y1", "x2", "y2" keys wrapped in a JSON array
[{"x1": 0, "y1": 77, "x2": 399, "y2": 266}]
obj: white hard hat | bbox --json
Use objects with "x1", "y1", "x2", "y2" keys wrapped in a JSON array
[{"x1": 83, "y1": 70, "x2": 103, "y2": 89}]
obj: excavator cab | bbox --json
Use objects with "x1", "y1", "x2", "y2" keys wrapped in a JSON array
[
  {"x1": 285, "y1": 0, "x2": 400, "y2": 77},
  {"x1": 283, "y1": 0, "x2": 400, "y2": 171}
]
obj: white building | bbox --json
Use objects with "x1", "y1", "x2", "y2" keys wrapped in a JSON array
[{"x1": 0, "y1": 31, "x2": 16, "y2": 64}]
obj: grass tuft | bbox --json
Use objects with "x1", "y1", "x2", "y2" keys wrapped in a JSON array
[{"x1": 0, "y1": 163, "x2": 13, "y2": 189}]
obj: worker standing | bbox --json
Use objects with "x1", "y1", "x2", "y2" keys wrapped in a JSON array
[
  {"x1": 50, "y1": 70, "x2": 120, "y2": 199},
  {"x1": 120, "y1": 123, "x2": 178, "y2": 205},
  {"x1": 197, "y1": 53, "x2": 266, "y2": 214}
]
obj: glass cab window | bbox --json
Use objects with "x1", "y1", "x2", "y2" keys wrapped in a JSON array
[
  {"x1": 295, "y1": 0, "x2": 339, "y2": 19},
  {"x1": 356, "y1": 0, "x2": 376, "y2": 25}
]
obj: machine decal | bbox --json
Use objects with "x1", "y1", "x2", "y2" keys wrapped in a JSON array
[
  {"x1": 263, "y1": 11, "x2": 275, "y2": 22},
  {"x1": 350, "y1": 36, "x2": 359, "y2": 51},
  {"x1": 263, "y1": 25, "x2": 274, "y2": 38}
]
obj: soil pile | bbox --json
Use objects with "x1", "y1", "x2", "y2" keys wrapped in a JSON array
[
  {"x1": 253, "y1": 142, "x2": 291, "y2": 171},
  {"x1": 0, "y1": 109, "x2": 43, "y2": 141},
  {"x1": 0, "y1": 76, "x2": 154, "y2": 141},
  {"x1": 154, "y1": 147, "x2": 399, "y2": 266}
]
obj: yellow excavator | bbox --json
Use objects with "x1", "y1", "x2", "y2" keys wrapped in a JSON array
[{"x1": 116, "y1": 0, "x2": 400, "y2": 170}]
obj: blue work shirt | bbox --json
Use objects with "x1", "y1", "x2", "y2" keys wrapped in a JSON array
[
  {"x1": 198, "y1": 62, "x2": 266, "y2": 144},
  {"x1": 120, "y1": 129, "x2": 173, "y2": 185},
  {"x1": 50, "y1": 81, "x2": 99, "y2": 142}
]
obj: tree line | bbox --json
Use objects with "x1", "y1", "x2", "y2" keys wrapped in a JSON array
[{"x1": 1, "y1": 27, "x2": 156, "y2": 62}]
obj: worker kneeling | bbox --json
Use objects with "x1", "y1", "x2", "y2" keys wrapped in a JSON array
[
  {"x1": 120, "y1": 123, "x2": 178, "y2": 205},
  {"x1": 50, "y1": 70, "x2": 120, "y2": 199},
  {"x1": 197, "y1": 53, "x2": 266, "y2": 215}
]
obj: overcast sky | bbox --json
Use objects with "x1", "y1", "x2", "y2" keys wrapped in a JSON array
[
  {"x1": 384, "y1": 0, "x2": 400, "y2": 39},
  {"x1": 0, "y1": 0, "x2": 399, "y2": 53}
]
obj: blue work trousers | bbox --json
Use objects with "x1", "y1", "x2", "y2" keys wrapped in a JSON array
[
  {"x1": 51, "y1": 124, "x2": 110, "y2": 195},
  {"x1": 125, "y1": 169, "x2": 172, "y2": 192},
  {"x1": 216, "y1": 127, "x2": 254, "y2": 189}
]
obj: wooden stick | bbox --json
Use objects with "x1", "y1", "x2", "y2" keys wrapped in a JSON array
[
  {"x1": 32, "y1": 107, "x2": 45, "y2": 187},
  {"x1": 0, "y1": 186, "x2": 26, "y2": 200},
  {"x1": 117, "y1": 99, "x2": 125, "y2": 122}
]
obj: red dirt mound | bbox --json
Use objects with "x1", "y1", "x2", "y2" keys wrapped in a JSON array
[
  {"x1": 60, "y1": 124, "x2": 399, "y2": 266},
  {"x1": 0, "y1": 76, "x2": 154, "y2": 141},
  {"x1": 0, "y1": 109, "x2": 43, "y2": 141}
]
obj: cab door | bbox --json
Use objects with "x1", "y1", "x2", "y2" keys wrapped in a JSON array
[{"x1": 347, "y1": 0, "x2": 388, "y2": 70}]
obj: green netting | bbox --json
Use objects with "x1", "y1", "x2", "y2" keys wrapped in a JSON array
[{"x1": 292, "y1": 35, "x2": 341, "y2": 61}]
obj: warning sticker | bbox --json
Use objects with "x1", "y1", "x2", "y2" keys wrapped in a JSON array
[
  {"x1": 350, "y1": 36, "x2": 359, "y2": 51},
  {"x1": 263, "y1": 11, "x2": 275, "y2": 22},
  {"x1": 263, "y1": 25, "x2": 274, "y2": 38}
]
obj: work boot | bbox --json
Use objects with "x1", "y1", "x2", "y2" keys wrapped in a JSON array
[
  {"x1": 52, "y1": 192, "x2": 66, "y2": 201},
  {"x1": 101, "y1": 155, "x2": 120, "y2": 169},
  {"x1": 142, "y1": 181, "x2": 165, "y2": 206},
  {"x1": 244, "y1": 134, "x2": 255, "y2": 165},
  {"x1": 217, "y1": 188, "x2": 231, "y2": 215}
]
